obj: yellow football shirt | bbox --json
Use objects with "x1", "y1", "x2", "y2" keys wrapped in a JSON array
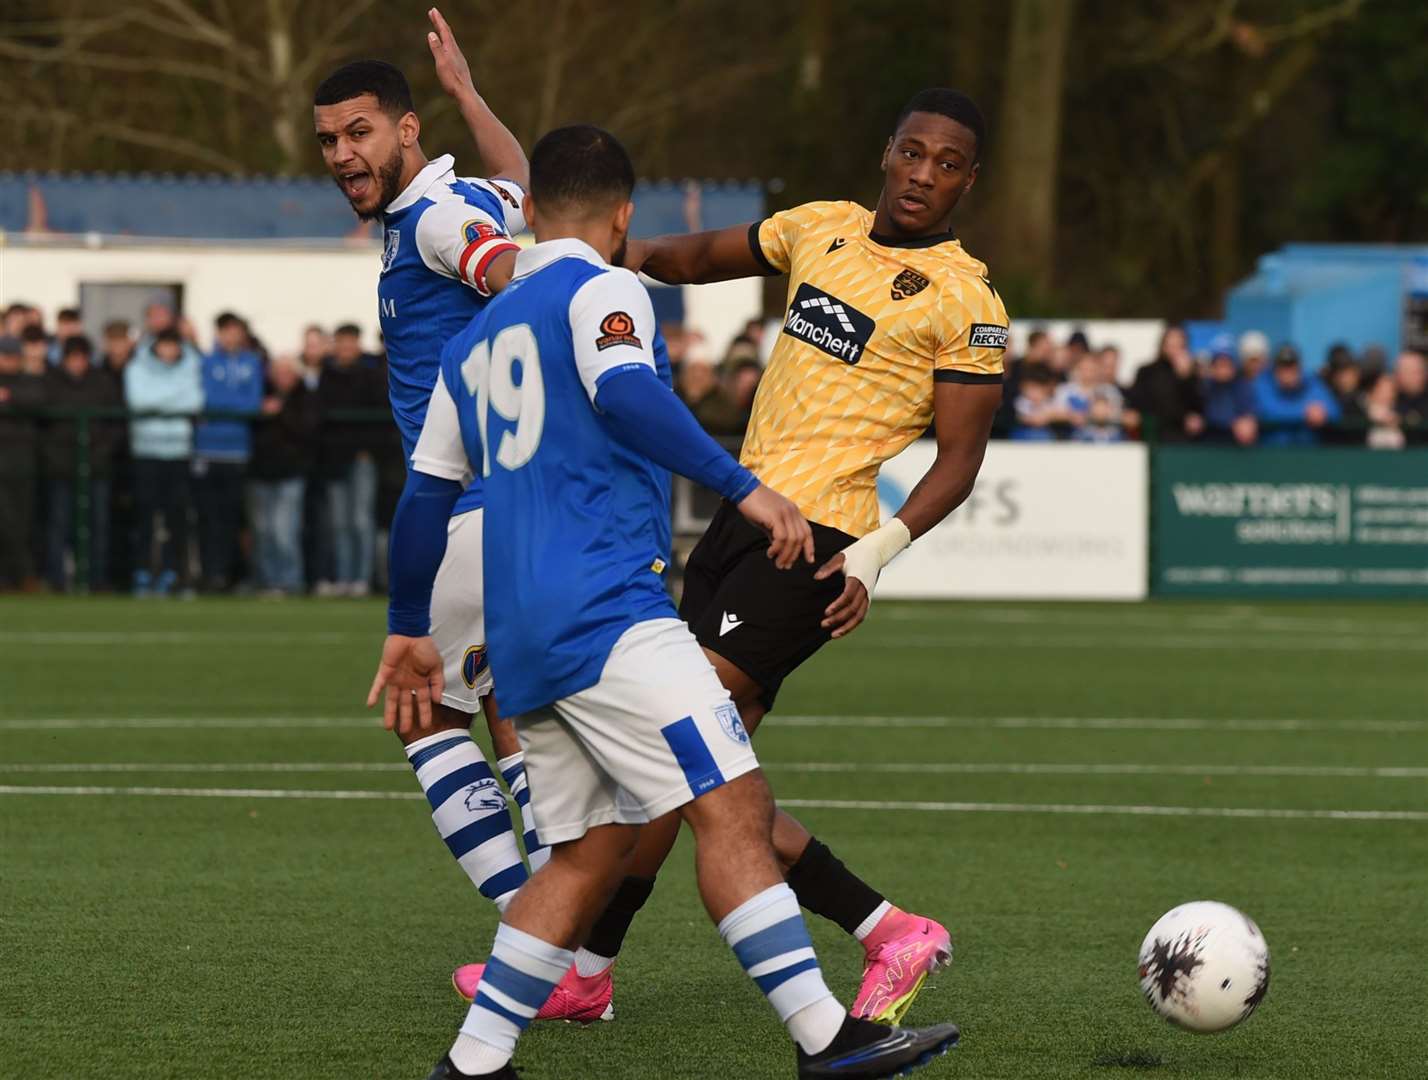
[{"x1": 741, "y1": 200, "x2": 1008, "y2": 537}]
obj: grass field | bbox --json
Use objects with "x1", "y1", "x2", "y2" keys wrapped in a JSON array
[{"x1": 2, "y1": 597, "x2": 1425, "y2": 1079}]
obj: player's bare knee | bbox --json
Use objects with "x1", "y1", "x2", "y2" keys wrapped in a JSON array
[
  {"x1": 549, "y1": 823, "x2": 640, "y2": 880},
  {"x1": 680, "y1": 770, "x2": 775, "y2": 841},
  {"x1": 393, "y1": 703, "x2": 474, "y2": 746}
]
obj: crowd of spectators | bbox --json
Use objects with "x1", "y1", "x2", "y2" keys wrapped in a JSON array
[
  {"x1": 667, "y1": 319, "x2": 767, "y2": 439},
  {"x1": 0, "y1": 300, "x2": 391, "y2": 596},
  {"x1": 998, "y1": 325, "x2": 1427, "y2": 449},
  {"x1": 1, "y1": 298, "x2": 1424, "y2": 597}
]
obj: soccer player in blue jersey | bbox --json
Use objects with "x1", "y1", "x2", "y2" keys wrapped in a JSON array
[
  {"x1": 315, "y1": 10, "x2": 548, "y2": 953},
  {"x1": 373, "y1": 124, "x2": 961, "y2": 1080}
]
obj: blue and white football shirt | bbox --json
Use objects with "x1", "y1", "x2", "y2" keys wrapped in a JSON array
[
  {"x1": 378, "y1": 153, "x2": 523, "y2": 514},
  {"x1": 410, "y1": 238, "x2": 675, "y2": 715}
]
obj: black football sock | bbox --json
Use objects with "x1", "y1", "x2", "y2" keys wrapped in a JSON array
[
  {"x1": 581, "y1": 874, "x2": 656, "y2": 962},
  {"x1": 785, "y1": 837, "x2": 887, "y2": 938}
]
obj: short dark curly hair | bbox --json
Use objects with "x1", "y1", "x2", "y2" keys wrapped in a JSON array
[
  {"x1": 313, "y1": 60, "x2": 414, "y2": 119},
  {"x1": 530, "y1": 125, "x2": 635, "y2": 216},
  {"x1": 895, "y1": 88, "x2": 987, "y2": 162}
]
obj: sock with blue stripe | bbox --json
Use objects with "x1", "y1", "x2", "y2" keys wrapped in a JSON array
[
  {"x1": 451, "y1": 923, "x2": 573, "y2": 1074},
  {"x1": 719, "y1": 883, "x2": 845, "y2": 1054},
  {"x1": 404, "y1": 730, "x2": 529, "y2": 911},
  {"x1": 497, "y1": 752, "x2": 550, "y2": 873}
]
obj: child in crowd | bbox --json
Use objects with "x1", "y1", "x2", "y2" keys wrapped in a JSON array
[
  {"x1": 1056, "y1": 354, "x2": 1125, "y2": 442},
  {"x1": 1012, "y1": 364, "x2": 1064, "y2": 441}
]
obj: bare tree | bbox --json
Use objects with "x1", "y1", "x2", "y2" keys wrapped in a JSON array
[
  {"x1": 0, "y1": 0, "x2": 380, "y2": 173},
  {"x1": 988, "y1": 0, "x2": 1076, "y2": 296}
]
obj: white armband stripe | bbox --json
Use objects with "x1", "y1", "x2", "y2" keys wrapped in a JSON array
[{"x1": 459, "y1": 236, "x2": 520, "y2": 296}]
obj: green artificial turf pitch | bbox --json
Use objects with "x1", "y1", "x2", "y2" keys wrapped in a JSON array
[{"x1": 1, "y1": 597, "x2": 1425, "y2": 1079}]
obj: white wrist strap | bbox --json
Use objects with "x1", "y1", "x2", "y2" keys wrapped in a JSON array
[{"x1": 840, "y1": 518, "x2": 912, "y2": 591}]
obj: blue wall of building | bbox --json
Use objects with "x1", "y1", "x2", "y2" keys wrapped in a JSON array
[
  {"x1": 1226, "y1": 244, "x2": 1428, "y2": 368},
  {"x1": 0, "y1": 172, "x2": 764, "y2": 242}
]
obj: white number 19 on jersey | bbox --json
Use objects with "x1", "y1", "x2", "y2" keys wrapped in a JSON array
[{"x1": 460, "y1": 323, "x2": 545, "y2": 476}]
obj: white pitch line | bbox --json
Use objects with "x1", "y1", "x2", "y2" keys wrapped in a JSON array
[
  {"x1": 0, "y1": 631, "x2": 366, "y2": 645},
  {"x1": 0, "y1": 762, "x2": 409, "y2": 773},
  {"x1": 0, "y1": 784, "x2": 421, "y2": 801},
  {"x1": 0, "y1": 784, "x2": 1421, "y2": 821},
  {"x1": 778, "y1": 799, "x2": 1428, "y2": 822},
  {"x1": 5, "y1": 714, "x2": 1424, "y2": 733},
  {"x1": 0, "y1": 717, "x2": 371, "y2": 730},
  {"x1": 773, "y1": 715, "x2": 1428, "y2": 733},
  {"x1": 3, "y1": 761, "x2": 1426, "y2": 780},
  {"x1": 880, "y1": 607, "x2": 1428, "y2": 637},
  {"x1": 771, "y1": 761, "x2": 1428, "y2": 779},
  {"x1": 859, "y1": 633, "x2": 1428, "y2": 653}
]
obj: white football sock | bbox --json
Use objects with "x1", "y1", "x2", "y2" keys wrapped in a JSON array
[
  {"x1": 854, "y1": 900, "x2": 894, "y2": 942},
  {"x1": 573, "y1": 947, "x2": 615, "y2": 978},
  {"x1": 718, "y1": 883, "x2": 844, "y2": 1055}
]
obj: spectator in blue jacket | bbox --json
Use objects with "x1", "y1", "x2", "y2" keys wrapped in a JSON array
[
  {"x1": 1200, "y1": 334, "x2": 1257, "y2": 446},
  {"x1": 1253, "y1": 344, "x2": 1340, "y2": 447},
  {"x1": 124, "y1": 328, "x2": 203, "y2": 595},
  {"x1": 194, "y1": 312, "x2": 264, "y2": 592}
]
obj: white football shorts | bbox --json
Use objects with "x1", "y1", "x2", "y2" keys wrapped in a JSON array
[
  {"x1": 517, "y1": 617, "x2": 761, "y2": 845},
  {"x1": 429, "y1": 508, "x2": 494, "y2": 712}
]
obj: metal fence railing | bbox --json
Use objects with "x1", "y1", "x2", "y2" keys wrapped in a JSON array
[{"x1": 2, "y1": 404, "x2": 1421, "y2": 594}]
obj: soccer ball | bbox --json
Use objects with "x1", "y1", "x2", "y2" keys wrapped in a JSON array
[{"x1": 1137, "y1": 901, "x2": 1270, "y2": 1033}]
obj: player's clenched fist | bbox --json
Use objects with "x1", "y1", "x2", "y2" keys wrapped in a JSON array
[
  {"x1": 367, "y1": 634, "x2": 446, "y2": 734},
  {"x1": 735, "y1": 483, "x2": 815, "y2": 570}
]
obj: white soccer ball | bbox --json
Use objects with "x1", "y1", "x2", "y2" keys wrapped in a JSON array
[{"x1": 1137, "y1": 900, "x2": 1270, "y2": 1033}]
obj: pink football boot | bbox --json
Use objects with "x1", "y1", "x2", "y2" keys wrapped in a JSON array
[
  {"x1": 850, "y1": 909, "x2": 953, "y2": 1025},
  {"x1": 452, "y1": 962, "x2": 615, "y2": 1023}
]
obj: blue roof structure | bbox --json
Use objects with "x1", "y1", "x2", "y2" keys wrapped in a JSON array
[
  {"x1": 0, "y1": 172, "x2": 764, "y2": 241},
  {"x1": 1226, "y1": 244, "x2": 1426, "y2": 365}
]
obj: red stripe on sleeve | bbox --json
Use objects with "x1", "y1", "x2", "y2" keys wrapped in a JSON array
[
  {"x1": 470, "y1": 240, "x2": 520, "y2": 294},
  {"x1": 457, "y1": 238, "x2": 486, "y2": 285}
]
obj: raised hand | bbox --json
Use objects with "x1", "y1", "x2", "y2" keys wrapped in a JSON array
[{"x1": 427, "y1": 7, "x2": 476, "y2": 100}]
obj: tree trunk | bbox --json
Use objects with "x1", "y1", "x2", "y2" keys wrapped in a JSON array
[
  {"x1": 266, "y1": 0, "x2": 299, "y2": 174},
  {"x1": 1208, "y1": 138, "x2": 1241, "y2": 307},
  {"x1": 991, "y1": 0, "x2": 1075, "y2": 295},
  {"x1": 788, "y1": 0, "x2": 829, "y2": 195}
]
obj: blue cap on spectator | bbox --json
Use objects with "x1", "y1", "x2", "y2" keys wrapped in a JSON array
[{"x1": 1209, "y1": 332, "x2": 1236, "y2": 361}]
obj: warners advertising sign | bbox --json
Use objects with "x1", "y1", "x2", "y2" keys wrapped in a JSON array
[{"x1": 1153, "y1": 449, "x2": 1428, "y2": 596}]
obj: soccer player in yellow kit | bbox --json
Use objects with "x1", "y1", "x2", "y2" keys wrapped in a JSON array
[{"x1": 487, "y1": 88, "x2": 1007, "y2": 1038}]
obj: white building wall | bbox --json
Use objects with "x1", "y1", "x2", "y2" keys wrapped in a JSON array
[{"x1": 0, "y1": 235, "x2": 763, "y2": 358}]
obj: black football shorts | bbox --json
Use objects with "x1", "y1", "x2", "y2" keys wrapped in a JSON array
[{"x1": 679, "y1": 500, "x2": 856, "y2": 710}]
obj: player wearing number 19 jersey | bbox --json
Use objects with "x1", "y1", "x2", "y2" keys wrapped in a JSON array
[
  {"x1": 402, "y1": 123, "x2": 958, "y2": 1080},
  {"x1": 573, "y1": 88, "x2": 1008, "y2": 1027}
]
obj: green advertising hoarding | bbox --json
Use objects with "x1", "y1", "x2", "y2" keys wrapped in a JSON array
[{"x1": 1153, "y1": 448, "x2": 1428, "y2": 597}]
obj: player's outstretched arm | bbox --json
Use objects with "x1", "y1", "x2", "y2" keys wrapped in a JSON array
[
  {"x1": 623, "y1": 224, "x2": 768, "y2": 285},
  {"x1": 427, "y1": 6, "x2": 528, "y2": 188},
  {"x1": 815, "y1": 380, "x2": 1001, "y2": 637}
]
